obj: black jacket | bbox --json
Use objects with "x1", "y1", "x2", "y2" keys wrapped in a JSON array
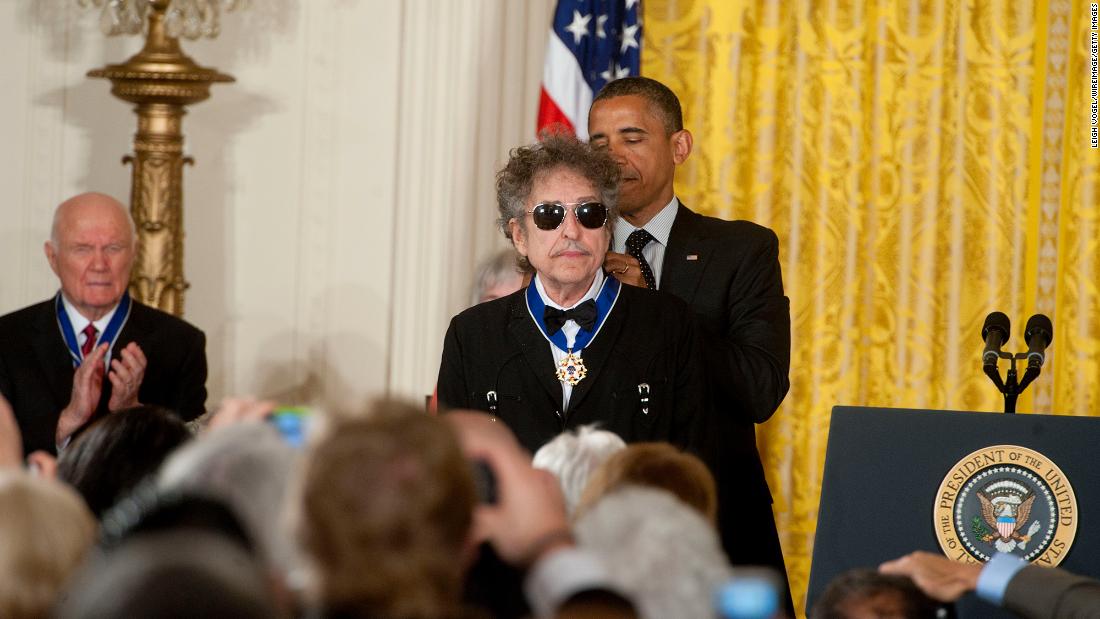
[
  {"x1": 661, "y1": 204, "x2": 792, "y2": 610},
  {"x1": 437, "y1": 281, "x2": 706, "y2": 456},
  {"x1": 662, "y1": 204, "x2": 791, "y2": 498},
  {"x1": 0, "y1": 297, "x2": 208, "y2": 455}
]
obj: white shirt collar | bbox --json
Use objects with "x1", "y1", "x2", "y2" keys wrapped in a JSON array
[
  {"x1": 534, "y1": 269, "x2": 605, "y2": 310},
  {"x1": 613, "y1": 196, "x2": 679, "y2": 248},
  {"x1": 60, "y1": 292, "x2": 120, "y2": 338}
]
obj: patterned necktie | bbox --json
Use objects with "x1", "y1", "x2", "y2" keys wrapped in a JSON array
[
  {"x1": 80, "y1": 324, "x2": 98, "y2": 357},
  {"x1": 625, "y1": 229, "x2": 658, "y2": 290}
]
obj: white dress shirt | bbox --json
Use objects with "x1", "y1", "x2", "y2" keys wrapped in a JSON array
[
  {"x1": 533, "y1": 270, "x2": 606, "y2": 412},
  {"x1": 60, "y1": 293, "x2": 120, "y2": 359}
]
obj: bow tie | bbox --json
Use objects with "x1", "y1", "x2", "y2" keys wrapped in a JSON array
[{"x1": 543, "y1": 299, "x2": 598, "y2": 334}]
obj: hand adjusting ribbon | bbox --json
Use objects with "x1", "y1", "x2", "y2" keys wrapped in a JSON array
[{"x1": 543, "y1": 300, "x2": 597, "y2": 334}]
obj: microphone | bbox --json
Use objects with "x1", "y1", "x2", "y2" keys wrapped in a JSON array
[
  {"x1": 981, "y1": 312, "x2": 1011, "y2": 366},
  {"x1": 1024, "y1": 314, "x2": 1053, "y2": 368}
]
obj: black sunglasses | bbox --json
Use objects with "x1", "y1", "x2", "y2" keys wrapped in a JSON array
[{"x1": 526, "y1": 201, "x2": 608, "y2": 231}]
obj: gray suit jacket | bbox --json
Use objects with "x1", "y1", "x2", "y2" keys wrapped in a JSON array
[{"x1": 1004, "y1": 565, "x2": 1100, "y2": 619}]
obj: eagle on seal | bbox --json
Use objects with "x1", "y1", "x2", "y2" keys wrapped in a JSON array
[{"x1": 979, "y1": 491, "x2": 1036, "y2": 545}]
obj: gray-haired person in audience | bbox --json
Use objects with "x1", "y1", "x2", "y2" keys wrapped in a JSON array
[
  {"x1": 157, "y1": 418, "x2": 304, "y2": 592},
  {"x1": 471, "y1": 247, "x2": 530, "y2": 305},
  {"x1": 532, "y1": 424, "x2": 626, "y2": 516},
  {"x1": 574, "y1": 485, "x2": 733, "y2": 619}
]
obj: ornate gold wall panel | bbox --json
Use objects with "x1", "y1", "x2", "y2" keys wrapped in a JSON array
[
  {"x1": 125, "y1": 106, "x2": 191, "y2": 314},
  {"x1": 644, "y1": 0, "x2": 1098, "y2": 614}
]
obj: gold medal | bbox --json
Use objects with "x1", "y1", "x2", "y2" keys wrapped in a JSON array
[{"x1": 556, "y1": 349, "x2": 587, "y2": 386}]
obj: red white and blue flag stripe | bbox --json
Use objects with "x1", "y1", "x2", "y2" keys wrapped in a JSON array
[{"x1": 537, "y1": 0, "x2": 642, "y2": 140}]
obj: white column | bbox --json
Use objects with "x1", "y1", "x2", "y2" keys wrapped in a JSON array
[{"x1": 386, "y1": 0, "x2": 553, "y2": 401}]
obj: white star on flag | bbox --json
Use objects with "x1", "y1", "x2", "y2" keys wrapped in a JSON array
[
  {"x1": 564, "y1": 10, "x2": 592, "y2": 45},
  {"x1": 537, "y1": 0, "x2": 642, "y2": 139},
  {"x1": 620, "y1": 23, "x2": 639, "y2": 54},
  {"x1": 601, "y1": 61, "x2": 632, "y2": 81}
]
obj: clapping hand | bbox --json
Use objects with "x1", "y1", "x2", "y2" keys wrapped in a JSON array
[{"x1": 107, "y1": 342, "x2": 147, "y2": 411}]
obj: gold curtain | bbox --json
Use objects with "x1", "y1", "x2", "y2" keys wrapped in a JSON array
[{"x1": 643, "y1": 0, "x2": 1099, "y2": 613}]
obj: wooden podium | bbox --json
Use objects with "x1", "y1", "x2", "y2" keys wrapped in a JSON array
[{"x1": 807, "y1": 406, "x2": 1100, "y2": 617}]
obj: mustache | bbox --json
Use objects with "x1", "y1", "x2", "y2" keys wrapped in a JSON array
[{"x1": 551, "y1": 241, "x2": 593, "y2": 257}]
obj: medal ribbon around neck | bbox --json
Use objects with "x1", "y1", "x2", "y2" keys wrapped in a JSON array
[
  {"x1": 526, "y1": 275, "x2": 621, "y2": 357},
  {"x1": 55, "y1": 291, "x2": 133, "y2": 367}
]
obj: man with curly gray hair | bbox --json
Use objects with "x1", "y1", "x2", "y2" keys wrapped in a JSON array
[{"x1": 437, "y1": 134, "x2": 706, "y2": 458}]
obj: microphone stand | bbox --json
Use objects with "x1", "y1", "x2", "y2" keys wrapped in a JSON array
[{"x1": 985, "y1": 351, "x2": 1041, "y2": 414}]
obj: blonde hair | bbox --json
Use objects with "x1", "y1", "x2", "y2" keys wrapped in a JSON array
[
  {"x1": 0, "y1": 472, "x2": 97, "y2": 618},
  {"x1": 576, "y1": 442, "x2": 717, "y2": 523}
]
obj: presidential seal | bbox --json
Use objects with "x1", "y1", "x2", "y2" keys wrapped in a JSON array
[{"x1": 934, "y1": 445, "x2": 1077, "y2": 566}]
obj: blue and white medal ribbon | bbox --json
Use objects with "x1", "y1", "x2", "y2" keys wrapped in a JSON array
[
  {"x1": 526, "y1": 276, "x2": 621, "y2": 385},
  {"x1": 55, "y1": 291, "x2": 133, "y2": 367}
]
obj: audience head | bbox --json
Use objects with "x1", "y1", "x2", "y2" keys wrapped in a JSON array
[
  {"x1": 158, "y1": 421, "x2": 301, "y2": 575},
  {"x1": 99, "y1": 487, "x2": 255, "y2": 556},
  {"x1": 296, "y1": 399, "x2": 476, "y2": 618},
  {"x1": 57, "y1": 405, "x2": 192, "y2": 518},
  {"x1": 471, "y1": 248, "x2": 529, "y2": 305},
  {"x1": 496, "y1": 134, "x2": 620, "y2": 283},
  {"x1": 57, "y1": 530, "x2": 276, "y2": 619},
  {"x1": 532, "y1": 424, "x2": 626, "y2": 516},
  {"x1": 577, "y1": 441, "x2": 717, "y2": 523},
  {"x1": 811, "y1": 568, "x2": 941, "y2": 619},
  {"x1": 0, "y1": 471, "x2": 97, "y2": 619},
  {"x1": 574, "y1": 485, "x2": 731, "y2": 619},
  {"x1": 45, "y1": 192, "x2": 136, "y2": 320}
]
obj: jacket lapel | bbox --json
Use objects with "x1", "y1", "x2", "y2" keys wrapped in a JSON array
[
  {"x1": 30, "y1": 300, "x2": 77, "y2": 413},
  {"x1": 507, "y1": 293, "x2": 564, "y2": 409},
  {"x1": 661, "y1": 203, "x2": 712, "y2": 303}
]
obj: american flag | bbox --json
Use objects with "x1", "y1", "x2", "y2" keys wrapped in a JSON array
[{"x1": 537, "y1": 0, "x2": 642, "y2": 140}]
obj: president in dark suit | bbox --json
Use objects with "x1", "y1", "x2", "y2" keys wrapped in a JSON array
[
  {"x1": 0, "y1": 192, "x2": 207, "y2": 456},
  {"x1": 589, "y1": 77, "x2": 793, "y2": 610},
  {"x1": 437, "y1": 134, "x2": 705, "y2": 457}
]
